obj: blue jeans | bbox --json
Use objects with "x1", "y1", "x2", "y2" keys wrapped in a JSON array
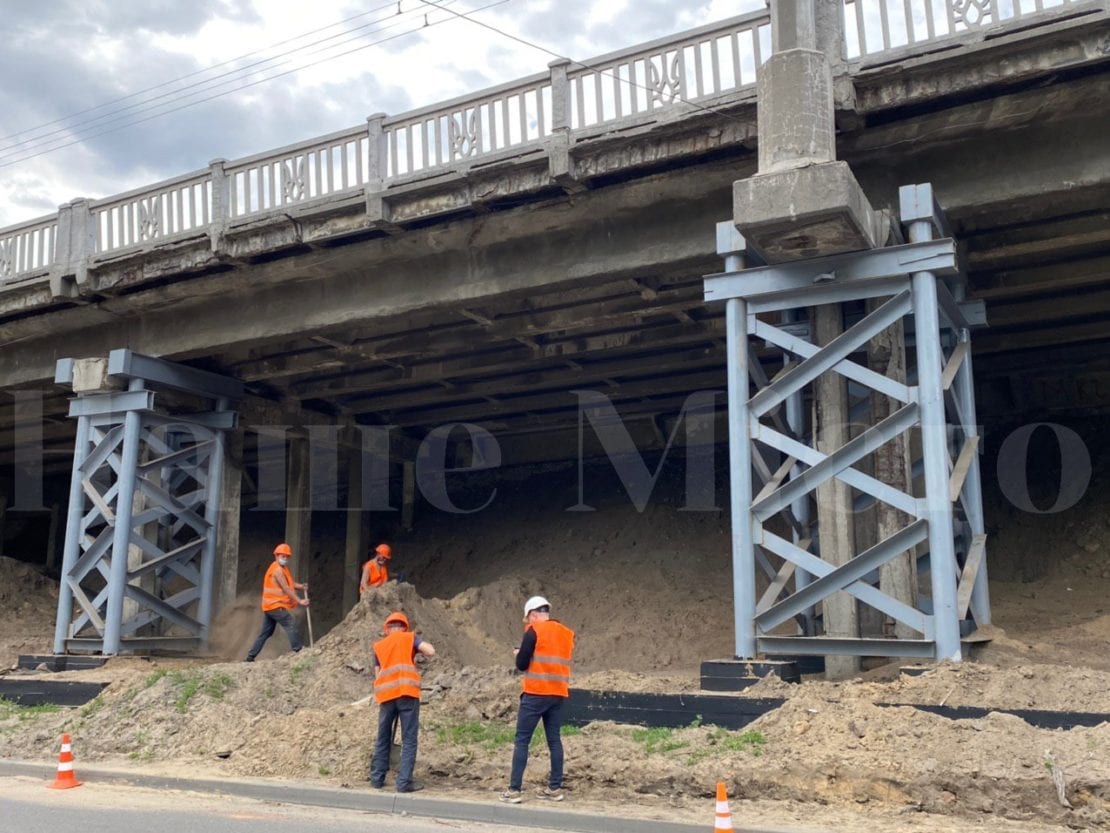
[
  {"x1": 370, "y1": 696, "x2": 420, "y2": 790},
  {"x1": 509, "y1": 694, "x2": 565, "y2": 791},
  {"x1": 245, "y1": 608, "x2": 302, "y2": 660}
]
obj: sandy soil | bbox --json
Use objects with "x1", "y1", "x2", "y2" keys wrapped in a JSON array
[{"x1": 2, "y1": 451, "x2": 1109, "y2": 832}]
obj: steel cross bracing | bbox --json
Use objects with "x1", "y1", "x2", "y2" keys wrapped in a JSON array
[
  {"x1": 704, "y1": 183, "x2": 990, "y2": 662},
  {"x1": 52, "y1": 350, "x2": 242, "y2": 655}
]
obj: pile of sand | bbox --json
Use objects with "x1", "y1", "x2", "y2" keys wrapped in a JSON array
[
  {"x1": 0, "y1": 556, "x2": 58, "y2": 667},
  {"x1": 3, "y1": 448, "x2": 1110, "y2": 828}
]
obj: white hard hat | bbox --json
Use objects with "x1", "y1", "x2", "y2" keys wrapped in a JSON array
[{"x1": 524, "y1": 595, "x2": 550, "y2": 616}]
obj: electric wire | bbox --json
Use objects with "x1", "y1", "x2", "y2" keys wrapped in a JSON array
[
  {"x1": 0, "y1": 0, "x2": 404, "y2": 148},
  {"x1": 0, "y1": 0, "x2": 512, "y2": 170},
  {"x1": 418, "y1": 0, "x2": 747, "y2": 125},
  {"x1": 0, "y1": 0, "x2": 459, "y2": 162}
]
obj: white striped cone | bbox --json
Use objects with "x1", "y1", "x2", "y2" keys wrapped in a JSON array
[
  {"x1": 48, "y1": 733, "x2": 83, "y2": 789},
  {"x1": 714, "y1": 781, "x2": 734, "y2": 831}
]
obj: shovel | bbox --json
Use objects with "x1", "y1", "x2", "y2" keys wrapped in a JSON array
[{"x1": 302, "y1": 593, "x2": 314, "y2": 648}]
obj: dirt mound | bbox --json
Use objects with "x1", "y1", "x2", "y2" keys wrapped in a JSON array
[{"x1": 0, "y1": 555, "x2": 58, "y2": 667}]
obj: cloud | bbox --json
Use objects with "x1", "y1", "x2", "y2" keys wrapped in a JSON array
[{"x1": 0, "y1": 0, "x2": 750, "y2": 227}]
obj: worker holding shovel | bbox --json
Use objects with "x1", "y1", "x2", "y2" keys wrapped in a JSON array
[{"x1": 244, "y1": 543, "x2": 309, "y2": 662}]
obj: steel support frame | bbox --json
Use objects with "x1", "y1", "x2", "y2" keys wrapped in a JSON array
[
  {"x1": 707, "y1": 182, "x2": 989, "y2": 662},
  {"x1": 53, "y1": 352, "x2": 239, "y2": 656}
]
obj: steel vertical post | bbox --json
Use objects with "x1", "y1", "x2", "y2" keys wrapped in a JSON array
[
  {"x1": 53, "y1": 415, "x2": 91, "y2": 654},
  {"x1": 953, "y1": 329, "x2": 991, "y2": 624},
  {"x1": 197, "y1": 401, "x2": 229, "y2": 642},
  {"x1": 101, "y1": 387, "x2": 145, "y2": 655},
  {"x1": 726, "y1": 295, "x2": 757, "y2": 659},
  {"x1": 908, "y1": 220, "x2": 962, "y2": 660}
]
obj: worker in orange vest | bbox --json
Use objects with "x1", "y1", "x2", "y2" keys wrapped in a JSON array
[
  {"x1": 500, "y1": 595, "x2": 575, "y2": 804},
  {"x1": 369, "y1": 611, "x2": 435, "y2": 792},
  {"x1": 360, "y1": 543, "x2": 392, "y2": 593},
  {"x1": 244, "y1": 543, "x2": 309, "y2": 662}
]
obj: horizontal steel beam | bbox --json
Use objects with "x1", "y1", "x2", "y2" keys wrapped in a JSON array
[
  {"x1": 758, "y1": 636, "x2": 937, "y2": 658},
  {"x1": 704, "y1": 239, "x2": 958, "y2": 304},
  {"x1": 107, "y1": 349, "x2": 243, "y2": 401},
  {"x1": 65, "y1": 636, "x2": 202, "y2": 652},
  {"x1": 68, "y1": 390, "x2": 156, "y2": 418}
]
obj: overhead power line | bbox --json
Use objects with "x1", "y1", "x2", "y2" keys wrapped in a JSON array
[
  {"x1": 0, "y1": 0, "x2": 452, "y2": 161},
  {"x1": 0, "y1": 0, "x2": 403, "y2": 148},
  {"x1": 418, "y1": 0, "x2": 745, "y2": 125},
  {"x1": 0, "y1": 0, "x2": 512, "y2": 170}
]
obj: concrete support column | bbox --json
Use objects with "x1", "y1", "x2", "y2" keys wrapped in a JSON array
[
  {"x1": 46, "y1": 501, "x2": 61, "y2": 571},
  {"x1": 216, "y1": 428, "x2": 243, "y2": 614},
  {"x1": 343, "y1": 442, "x2": 365, "y2": 615},
  {"x1": 813, "y1": 306, "x2": 861, "y2": 678},
  {"x1": 285, "y1": 434, "x2": 312, "y2": 583},
  {"x1": 868, "y1": 311, "x2": 918, "y2": 637},
  {"x1": 401, "y1": 460, "x2": 416, "y2": 532}
]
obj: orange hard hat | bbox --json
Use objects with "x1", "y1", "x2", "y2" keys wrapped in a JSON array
[
  {"x1": 384, "y1": 611, "x2": 409, "y2": 632},
  {"x1": 375, "y1": 543, "x2": 392, "y2": 559},
  {"x1": 273, "y1": 543, "x2": 292, "y2": 557}
]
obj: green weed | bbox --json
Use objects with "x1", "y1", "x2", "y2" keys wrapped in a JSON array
[
  {"x1": 290, "y1": 657, "x2": 317, "y2": 686},
  {"x1": 436, "y1": 721, "x2": 515, "y2": 751},
  {"x1": 318, "y1": 765, "x2": 331, "y2": 776},
  {"x1": 79, "y1": 696, "x2": 104, "y2": 719},
  {"x1": 0, "y1": 696, "x2": 62, "y2": 721},
  {"x1": 203, "y1": 672, "x2": 235, "y2": 701},
  {"x1": 631, "y1": 726, "x2": 688, "y2": 755}
]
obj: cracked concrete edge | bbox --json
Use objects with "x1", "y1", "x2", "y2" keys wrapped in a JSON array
[{"x1": 0, "y1": 758, "x2": 776, "y2": 833}]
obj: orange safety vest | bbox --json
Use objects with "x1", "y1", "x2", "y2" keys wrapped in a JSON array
[
  {"x1": 522, "y1": 619, "x2": 575, "y2": 698},
  {"x1": 365, "y1": 559, "x2": 388, "y2": 588},
  {"x1": 373, "y1": 631, "x2": 421, "y2": 703},
  {"x1": 261, "y1": 561, "x2": 297, "y2": 611}
]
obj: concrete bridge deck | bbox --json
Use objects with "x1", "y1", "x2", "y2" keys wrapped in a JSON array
[{"x1": 1, "y1": 0, "x2": 1109, "y2": 473}]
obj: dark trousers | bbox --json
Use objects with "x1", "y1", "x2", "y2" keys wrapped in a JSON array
[
  {"x1": 370, "y1": 696, "x2": 420, "y2": 790},
  {"x1": 509, "y1": 693, "x2": 565, "y2": 791},
  {"x1": 245, "y1": 608, "x2": 302, "y2": 660}
]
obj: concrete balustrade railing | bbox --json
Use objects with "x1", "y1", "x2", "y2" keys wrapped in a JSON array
[
  {"x1": 845, "y1": 0, "x2": 1082, "y2": 59},
  {"x1": 0, "y1": 0, "x2": 1091, "y2": 289}
]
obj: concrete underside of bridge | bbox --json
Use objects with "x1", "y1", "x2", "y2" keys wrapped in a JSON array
[{"x1": 1, "y1": 15, "x2": 1109, "y2": 595}]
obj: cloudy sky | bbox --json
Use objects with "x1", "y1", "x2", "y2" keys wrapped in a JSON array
[{"x1": 0, "y1": 0, "x2": 767, "y2": 228}]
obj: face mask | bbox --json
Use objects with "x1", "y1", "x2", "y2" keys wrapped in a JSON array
[{"x1": 276, "y1": 557, "x2": 289, "y2": 567}]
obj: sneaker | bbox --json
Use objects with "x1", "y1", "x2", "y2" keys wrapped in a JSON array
[
  {"x1": 499, "y1": 789, "x2": 523, "y2": 804},
  {"x1": 397, "y1": 781, "x2": 424, "y2": 793},
  {"x1": 538, "y1": 787, "x2": 564, "y2": 802},
  {"x1": 368, "y1": 778, "x2": 385, "y2": 789}
]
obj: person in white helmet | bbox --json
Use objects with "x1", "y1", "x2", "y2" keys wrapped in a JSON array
[{"x1": 499, "y1": 595, "x2": 576, "y2": 804}]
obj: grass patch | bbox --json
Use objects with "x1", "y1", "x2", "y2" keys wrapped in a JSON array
[
  {"x1": 720, "y1": 728, "x2": 766, "y2": 755},
  {"x1": 0, "y1": 696, "x2": 62, "y2": 721},
  {"x1": 318, "y1": 765, "x2": 331, "y2": 776},
  {"x1": 688, "y1": 727, "x2": 767, "y2": 763},
  {"x1": 561, "y1": 724, "x2": 582, "y2": 737},
  {"x1": 436, "y1": 721, "x2": 515, "y2": 751},
  {"x1": 153, "y1": 669, "x2": 237, "y2": 714},
  {"x1": 143, "y1": 669, "x2": 169, "y2": 689},
  {"x1": 203, "y1": 671, "x2": 235, "y2": 701},
  {"x1": 78, "y1": 696, "x2": 104, "y2": 719},
  {"x1": 290, "y1": 657, "x2": 317, "y2": 686},
  {"x1": 631, "y1": 726, "x2": 688, "y2": 755}
]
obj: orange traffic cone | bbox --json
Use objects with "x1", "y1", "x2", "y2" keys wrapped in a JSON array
[
  {"x1": 714, "y1": 781, "x2": 734, "y2": 831},
  {"x1": 47, "y1": 733, "x2": 83, "y2": 789}
]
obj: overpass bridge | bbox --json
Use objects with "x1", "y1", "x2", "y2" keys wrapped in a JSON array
[{"x1": 1, "y1": 0, "x2": 1109, "y2": 657}]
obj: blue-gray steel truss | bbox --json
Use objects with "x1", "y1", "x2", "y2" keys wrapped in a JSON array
[
  {"x1": 53, "y1": 352, "x2": 238, "y2": 656},
  {"x1": 705, "y1": 183, "x2": 990, "y2": 663}
]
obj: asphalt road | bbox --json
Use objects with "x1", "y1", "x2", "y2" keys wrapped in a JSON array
[{"x1": 0, "y1": 776, "x2": 564, "y2": 833}]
